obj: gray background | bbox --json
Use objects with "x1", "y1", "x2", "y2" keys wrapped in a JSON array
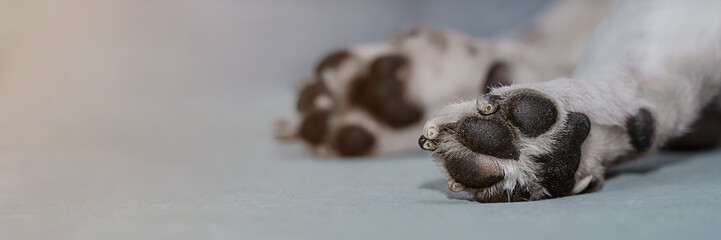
[{"x1": 1, "y1": 0, "x2": 719, "y2": 239}]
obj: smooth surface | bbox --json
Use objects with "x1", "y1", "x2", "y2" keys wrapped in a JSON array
[
  {"x1": 1, "y1": 0, "x2": 719, "y2": 239},
  {"x1": 3, "y1": 88, "x2": 720, "y2": 239}
]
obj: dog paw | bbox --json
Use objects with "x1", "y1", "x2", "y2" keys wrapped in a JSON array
[
  {"x1": 286, "y1": 25, "x2": 539, "y2": 157},
  {"x1": 419, "y1": 89, "x2": 596, "y2": 202}
]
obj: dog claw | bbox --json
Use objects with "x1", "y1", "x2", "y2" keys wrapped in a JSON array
[
  {"x1": 423, "y1": 141, "x2": 437, "y2": 151},
  {"x1": 571, "y1": 175, "x2": 593, "y2": 195},
  {"x1": 447, "y1": 179, "x2": 465, "y2": 192},
  {"x1": 476, "y1": 98, "x2": 497, "y2": 115},
  {"x1": 418, "y1": 135, "x2": 437, "y2": 151},
  {"x1": 423, "y1": 121, "x2": 439, "y2": 139}
]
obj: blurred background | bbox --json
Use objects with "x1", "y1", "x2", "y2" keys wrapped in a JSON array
[
  {"x1": 0, "y1": 0, "x2": 551, "y2": 236},
  {"x1": 0, "y1": 0, "x2": 551, "y2": 163},
  {"x1": 2, "y1": 0, "x2": 718, "y2": 239}
]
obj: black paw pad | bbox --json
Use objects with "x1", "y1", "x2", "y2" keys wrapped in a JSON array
[
  {"x1": 626, "y1": 108, "x2": 655, "y2": 153},
  {"x1": 445, "y1": 156, "x2": 505, "y2": 189},
  {"x1": 533, "y1": 112, "x2": 591, "y2": 197},
  {"x1": 508, "y1": 92, "x2": 558, "y2": 137},
  {"x1": 334, "y1": 125, "x2": 376, "y2": 156},
  {"x1": 456, "y1": 117, "x2": 520, "y2": 160},
  {"x1": 299, "y1": 111, "x2": 331, "y2": 145}
]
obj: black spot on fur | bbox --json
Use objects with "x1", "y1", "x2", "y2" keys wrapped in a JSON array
[
  {"x1": 508, "y1": 92, "x2": 558, "y2": 137},
  {"x1": 456, "y1": 117, "x2": 520, "y2": 160},
  {"x1": 481, "y1": 62, "x2": 511, "y2": 94},
  {"x1": 445, "y1": 156, "x2": 505, "y2": 189},
  {"x1": 299, "y1": 111, "x2": 330, "y2": 145},
  {"x1": 297, "y1": 81, "x2": 329, "y2": 113},
  {"x1": 315, "y1": 50, "x2": 351, "y2": 77},
  {"x1": 626, "y1": 108, "x2": 655, "y2": 152},
  {"x1": 334, "y1": 125, "x2": 376, "y2": 156},
  {"x1": 350, "y1": 55, "x2": 423, "y2": 128},
  {"x1": 533, "y1": 112, "x2": 590, "y2": 198}
]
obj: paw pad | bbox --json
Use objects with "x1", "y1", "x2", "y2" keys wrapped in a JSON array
[
  {"x1": 457, "y1": 117, "x2": 520, "y2": 160},
  {"x1": 508, "y1": 92, "x2": 558, "y2": 137},
  {"x1": 422, "y1": 88, "x2": 594, "y2": 201}
]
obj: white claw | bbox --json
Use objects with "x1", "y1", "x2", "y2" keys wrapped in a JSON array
[
  {"x1": 476, "y1": 99, "x2": 497, "y2": 115},
  {"x1": 423, "y1": 121, "x2": 439, "y2": 139},
  {"x1": 447, "y1": 180, "x2": 465, "y2": 192},
  {"x1": 571, "y1": 175, "x2": 593, "y2": 195},
  {"x1": 422, "y1": 141, "x2": 437, "y2": 151}
]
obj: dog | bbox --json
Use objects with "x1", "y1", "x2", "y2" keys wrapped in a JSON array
[
  {"x1": 418, "y1": 0, "x2": 721, "y2": 202},
  {"x1": 276, "y1": 0, "x2": 612, "y2": 157}
]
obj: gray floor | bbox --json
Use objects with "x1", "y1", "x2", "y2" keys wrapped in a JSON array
[{"x1": 1, "y1": 0, "x2": 719, "y2": 239}]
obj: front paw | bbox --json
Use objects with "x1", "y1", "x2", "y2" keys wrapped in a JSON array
[{"x1": 419, "y1": 89, "x2": 595, "y2": 202}]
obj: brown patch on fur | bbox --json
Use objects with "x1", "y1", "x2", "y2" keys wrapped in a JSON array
[
  {"x1": 482, "y1": 62, "x2": 511, "y2": 94},
  {"x1": 315, "y1": 50, "x2": 351, "y2": 78},
  {"x1": 349, "y1": 55, "x2": 423, "y2": 128},
  {"x1": 297, "y1": 81, "x2": 329, "y2": 113}
]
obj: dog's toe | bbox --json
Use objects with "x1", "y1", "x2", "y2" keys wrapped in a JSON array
[
  {"x1": 418, "y1": 135, "x2": 438, "y2": 151},
  {"x1": 446, "y1": 179, "x2": 465, "y2": 192},
  {"x1": 422, "y1": 121, "x2": 439, "y2": 139}
]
